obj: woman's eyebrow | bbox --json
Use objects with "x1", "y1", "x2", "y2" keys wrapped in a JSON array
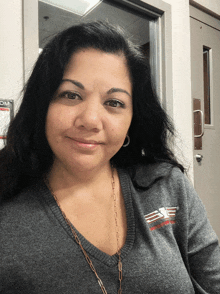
[
  {"x1": 62, "y1": 79, "x2": 84, "y2": 90},
  {"x1": 61, "y1": 79, "x2": 131, "y2": 97},
  {"x1": 107, "y1": 87, "x2": 131, "y2": 97}
]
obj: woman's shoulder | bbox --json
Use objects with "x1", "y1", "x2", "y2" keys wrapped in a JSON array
[
  {"x1": 0, "y1": 180, "x2": 51, "y2": 259},
  {"x1": 127, "y1": 162, "x2": 200, "y2": 213},
  {"x1": 0, "y1": 181, "x2": 44, "y2": 221},
  {"x1": 130, "y1": 162, "x2": 186, "y2": 188}
]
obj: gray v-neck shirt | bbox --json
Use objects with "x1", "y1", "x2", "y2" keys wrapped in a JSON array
[{"x1": 1, "y1": 164, "x2": 220, "y2": 293}]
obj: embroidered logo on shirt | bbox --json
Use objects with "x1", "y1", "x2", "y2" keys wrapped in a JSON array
[{"x1": 144, "y1": 207, "x2": 178, "y2": 231}]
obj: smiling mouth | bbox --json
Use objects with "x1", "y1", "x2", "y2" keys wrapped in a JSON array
[
  {"x1": 70, "y1": 137, "x2": 103, "y2": 144},
  {"x1": 67, "y1": 137, "x2": 103, "y2": 148}
]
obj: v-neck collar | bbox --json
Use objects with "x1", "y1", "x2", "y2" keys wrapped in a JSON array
[{"x1": 39, "y1": 168, "x2": 135, "y2": 267}]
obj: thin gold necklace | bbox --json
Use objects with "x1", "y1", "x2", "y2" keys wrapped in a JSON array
[{"x1": 45, "y1": 166, "x2": 122, "y2": 294}]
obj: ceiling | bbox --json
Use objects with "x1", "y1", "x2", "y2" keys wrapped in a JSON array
[{"x1": 39, "y1": 0, "x2": 152, "y2": 48}]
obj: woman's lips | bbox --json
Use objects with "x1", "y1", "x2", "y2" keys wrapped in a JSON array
[{"x1": 67, "y1": 137, "x2": 103, "y2": 149}]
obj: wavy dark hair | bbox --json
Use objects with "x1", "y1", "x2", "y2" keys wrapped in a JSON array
[{"x1": 0, "y1": 21, "x2": 184, "y2": 202}]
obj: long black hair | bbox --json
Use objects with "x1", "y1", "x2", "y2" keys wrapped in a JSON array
[{"x1": 0, "y1": 21, "x2": 184, "y2": 202}]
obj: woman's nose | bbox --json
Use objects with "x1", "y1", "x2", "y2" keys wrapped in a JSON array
[{"x1": 74, "y1": 100, "x2": 103, "y2": 132}]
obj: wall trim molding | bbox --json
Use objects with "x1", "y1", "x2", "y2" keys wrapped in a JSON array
[{"x1": 190, "y1": 0, "x2": 220, "y2": 20}]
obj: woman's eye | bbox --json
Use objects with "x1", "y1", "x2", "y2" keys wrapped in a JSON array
[
  {"x1": 106, "y1": 99, "x2": 125, "y2": 108},
  {"x1": 59, "y1": 91, "x2": 81, "y2": 100}
]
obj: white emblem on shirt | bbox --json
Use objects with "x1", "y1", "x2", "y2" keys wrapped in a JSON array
[{"x1": 145, "y1": 207, "x2": 178, "y2": 224}]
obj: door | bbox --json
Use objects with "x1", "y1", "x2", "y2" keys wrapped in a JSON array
[{"x1": 190, "y1": 8, "x2": 220, "y2": 238}]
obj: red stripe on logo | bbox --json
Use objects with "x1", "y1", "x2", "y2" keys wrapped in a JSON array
[
  {"x1": 150, "y1": 220, "x2": 176, "y2": 231},
  {"x1": 0, "y1": 108, "x2": 9, "y2": 111}
]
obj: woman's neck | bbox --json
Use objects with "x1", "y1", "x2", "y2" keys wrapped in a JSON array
[{"x1": 47, "y1": 161, "x2": 114, "y2": 202}]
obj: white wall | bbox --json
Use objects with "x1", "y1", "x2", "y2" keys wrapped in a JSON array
[
  {"x1": 159, "y1": 0, "x2": 194, "y2": 179},
  {"x1": 141, "y1": 0, "x2": 194, "y2": 180},
  {"x1": 0, "y1": 0, "x2": 24, "y2": 149},
  {"x1": 0, "y1": 0, "x2": 38, "y2": 150},
  {"x1": 23, "y1": 0, "x2": 39, "y2": 82}
]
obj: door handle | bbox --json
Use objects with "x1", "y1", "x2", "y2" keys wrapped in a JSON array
[
  {"x1": 195, "y1": 154, "x2": 203, "y2": 162},
  {"x1": 193, "y1": 109, "x2": 204, "y2": 138}
]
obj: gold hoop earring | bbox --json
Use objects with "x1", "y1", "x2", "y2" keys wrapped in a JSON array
[{"x1": 123, "y1": 135, "x2": 130, "y2": 147}]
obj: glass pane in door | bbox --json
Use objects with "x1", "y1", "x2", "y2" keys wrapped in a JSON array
[
  {"x1": 203, "y1": 46, "x2": 211, "y2": 125},
  {"x1": 38, "y1": 0, "x2": 159, "y2": 84}
]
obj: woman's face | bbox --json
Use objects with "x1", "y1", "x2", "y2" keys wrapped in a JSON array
[{"x1": 46, "y1": 48, "x2": 133, "y2": 174}]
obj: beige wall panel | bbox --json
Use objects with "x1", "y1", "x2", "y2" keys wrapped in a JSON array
[{"x1": 191, "y1": 0, "x2": 220, "y2": 18}]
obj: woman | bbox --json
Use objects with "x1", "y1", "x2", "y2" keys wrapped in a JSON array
[{"x1": 0, "y1": 21, "x2": 219, "y2": 294}]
